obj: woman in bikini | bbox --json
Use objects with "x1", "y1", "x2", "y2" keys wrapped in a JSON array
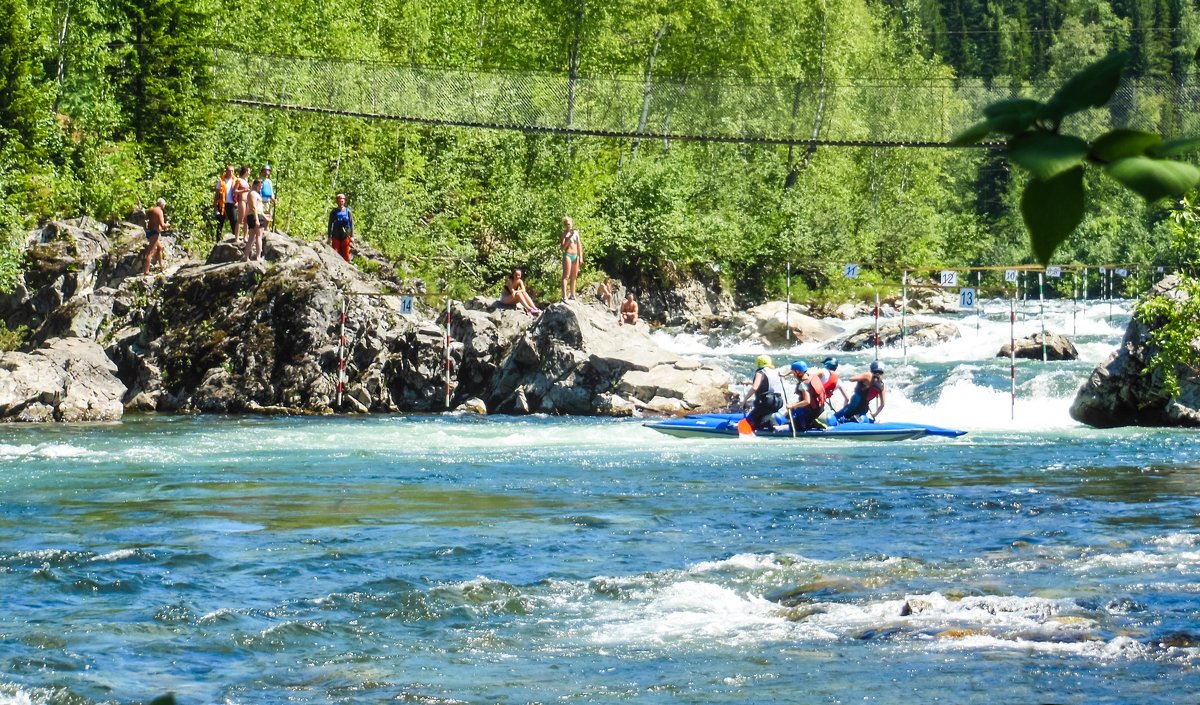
[
  {"x1": 560, "y1": 215, "x2": 583, "y2": 301},
  {"x1": 502, "y1": 268, "x2": 540, "y2": 315}
]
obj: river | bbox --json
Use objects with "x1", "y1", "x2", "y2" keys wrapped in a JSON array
[{"x1": 2, "y1": 299, "x2": 1199, "y2": 704}]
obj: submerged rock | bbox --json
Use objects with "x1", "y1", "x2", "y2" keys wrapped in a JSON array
[
  {"x1": 841, "y1": 320, "x2": 960, "y2": 351},
  {"x1": 997, "y1": 332, "x2": 1079, "y2": 361}
]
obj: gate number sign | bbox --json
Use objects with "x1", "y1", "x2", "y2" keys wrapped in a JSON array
[
  {"x1": 959, "y1": 287, "x2": 976, "y2": 309},
  {"x1": 400, "y1": 296, "x2": 414, "y2": 315},
  {"x1": 843, "y1": 264, "x2": 859, "y2": 279},
  {"x1": 1004, "y1": 270, "x2": 1018, "y2": 283},
  {"x1": 1045, "y1": 266, "x2": 1062, "y2": 278},
  {"x1": 939, "y1": 270, "x2": 958, "y2": 287}
]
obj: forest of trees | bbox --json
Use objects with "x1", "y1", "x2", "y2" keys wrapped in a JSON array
[{"x1": 2, "y1": 0, "x2": 1199, "y2": 303}]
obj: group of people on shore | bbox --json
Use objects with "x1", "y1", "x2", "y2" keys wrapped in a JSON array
[
  {"x1": 744, "y1": 356, "x2": 886, "y2": 433},
  {"x1": 213, "y1": 164, "x2": 277, "y2": 262}
]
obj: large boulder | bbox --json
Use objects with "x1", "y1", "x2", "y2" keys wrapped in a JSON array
[
  {"x1": 485, "y1": 300, "x2": 734, "y2": 415},
  {"x1": 0, "y1": 338, "x2": 126, "y2": 422},
  {"x1": 997, "y1": 332, "x2": 1078, "y2": 361},
  {"x1": 841, "y1": 320, "x2": 960, "y2": 351},
  {"x1": 731, "y1": 301, "x2": 844, "y2": 346},
  {"x1": 1071, "y1": 276, "x2": 1200, "y2": 428}
]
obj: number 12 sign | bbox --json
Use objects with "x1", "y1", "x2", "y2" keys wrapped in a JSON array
[{"x1": 940, "y1": 270, "x2": 958, "y2": 287}]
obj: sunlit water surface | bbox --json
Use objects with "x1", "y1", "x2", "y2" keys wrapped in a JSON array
[{"x1": 3, "y1": 300, "x2": 1199, "y2": 704}]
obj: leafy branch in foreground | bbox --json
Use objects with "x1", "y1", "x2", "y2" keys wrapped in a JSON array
[
  {"x1": 1136, "y1": 275, "x2": 1200, "y2": 399},
  {"x1": 953, "y1": 52, "x2": 1200, "y2": 265}
]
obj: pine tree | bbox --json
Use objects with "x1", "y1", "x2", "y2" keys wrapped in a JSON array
[{"x1": 107, "y1": 0, "x2": 215, "y2": 165}]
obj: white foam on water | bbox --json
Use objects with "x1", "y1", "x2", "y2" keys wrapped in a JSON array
[
  {"x1": 1148, "y1": 532, "x2": 1200, "y2": 548},
  {"x1": 588, "y1": 580, "x2": 788, "y2": 647},
  {"x1": 0, "y1": 443, "x2": 38, "y2": 457},
  {"x1": 35, "y1": 443, "x2": 93, "y2": 459},
  {"x1": 1075, "y1": 548, "x2": 1200, "y2": 573},
  {"x1": 91, "y1": 548, "x2": 142, "y2": 562},
  {"x1": 0, "y1": 685, "x2": 37, "y2": 705}
]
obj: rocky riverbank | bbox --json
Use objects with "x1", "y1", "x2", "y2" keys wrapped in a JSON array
[{"x1": 1070, "y1": 275, "x2": 1200, "y2": 428}]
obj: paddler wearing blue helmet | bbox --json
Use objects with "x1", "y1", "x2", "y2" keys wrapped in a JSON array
[
  {"x1": 743, "y1": 354, "x2": 784, "y2": 432},
  {"x1": 834, "y1": 359, "x2": 887, "y2": 423},
  {"x1": 775, "y1": 360, "x2": 828, "y2": 430}
]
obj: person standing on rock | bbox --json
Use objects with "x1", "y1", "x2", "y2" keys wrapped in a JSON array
[
  {"x1": 213, "y1": 165, "x2": 237, "y2": 239},
  {"x1": 597, "y1": 277, "x2": 615, "y2": 312},
  {"x1": 234, "y1": 166, "x2": 252, "y2": 244},
  {"x1": 327, "y1": 193, "x2": 354, "y2": 262},
  {"x1": 243, "y1": 180, "x2": 267, "y2": 262},
  {"x1": 259, "y1": 165, "x2": 276, "y2": 228},
  {"x1": 143, "y1": 198, "x2": 169, "y2": 275},
  {"x1": 835, "y1": 360, "x2": 887, "y2": 423},
  {"x1": 619, "y1": 292, "x2": 638, "y2": 325},
  {"x1": 560, "y1": 215, "x2": 583, "y2": 301}
]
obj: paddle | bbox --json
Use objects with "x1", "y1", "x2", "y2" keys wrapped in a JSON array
[{"x1": 778, "y1": 370, "x2": 797, "y2": 438}]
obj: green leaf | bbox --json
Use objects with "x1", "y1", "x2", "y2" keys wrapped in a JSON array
[
  {"x1": 950, "y1": 120, "x2": 994, "y2": 146},
  {"x1": 983, "y1": 98, "x2": 1043, "y2": 120},
  {"x1": 1009, "y1": 132, "x2": 1089, "y2": 180},
  {"x1": 1149, "y1": 136, "x2": 1200, "y2": 158},
  {"x1": 1089, "y1": 129, "x2": 1162, "y2": 162},
  {"x1": 1022, "y1": 166, "x2": 1085, "y2": 266},
  {"x1": 1041, "y1": 52, "x2": 1128, "y2": 122},
  {"x1": 1104, "y1": 157, "x2": 1200, "y2": 201}
]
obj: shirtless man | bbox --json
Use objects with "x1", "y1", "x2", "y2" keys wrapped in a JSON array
[
  {"x1": 143, "y1": 198, "x2": 168, "y2": 275},
  {"x1": 243, "y1": 180, "x2": 266, "y2": 261},
  {"x1": 619, "y1": 292, "x2": 639, "y2": 325}
]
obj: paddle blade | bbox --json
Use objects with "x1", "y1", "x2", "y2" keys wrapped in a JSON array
[{"x1": 737, "y1": 418, "x2": 753, "y2": 436}]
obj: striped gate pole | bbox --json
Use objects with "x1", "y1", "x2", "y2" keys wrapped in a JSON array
[
  {"x1": 444, "y1": 297, "x2": 452, "y2": 410},
  {"x1": 1038, "y1": 271, "x2": 1047, "y2": 362},
  {"x1": 336, "y1": 295, "x2": 347, "y2": 409},
  {"x1": 900, "y1": 270, "x2": 908, "y2": 366},
  {"x1": 873, "y1": 291, "x2": 881, "y2": 361},
  {"x1": 1010, "y1": 294, "x2": 1017, "y2": 421}
]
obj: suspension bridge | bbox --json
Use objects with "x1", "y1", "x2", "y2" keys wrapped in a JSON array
[{"x1": 217, "y1": 48, "x2": 1200, "y2": 148}]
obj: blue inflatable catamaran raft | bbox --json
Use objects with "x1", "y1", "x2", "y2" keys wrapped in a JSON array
[{"x1": 644, "y1": 413, "x2": 967, "y2": 441}]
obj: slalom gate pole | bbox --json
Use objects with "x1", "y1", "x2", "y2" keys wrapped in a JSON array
[
  {"x1": 1010, "y1": 294, "x2": 1016, "y2": 421},
  {"x1": 873, "y1": 291, "x2": 881, "y2": 361},
  {"x1": 444, "y1": 297, "x2": 452, "y2": 410},
  {"x1": 1072, "y1": 270, "x2": 1078, "y2": 336},
  {"x1": 336, "y1": 295, "x2": 347, "y2": 409},
  {"x1": 1083, "y1": 267, "x2": 1089, "y2": 302},
  {"x1": 901, "y1": 270, "x2": 908, "y2": 366},
  {"x1": 786, "y1": 263, "x2": 791, "y2": 343},
  {"x1": 1039, "y1": 272, "x2": 1047, "y2": 362},
  {"x1": 975, "y1": 270, "x2": 981, "y2": 336},
  {"x1": 1107, "y1": 268, "x2": 1113, "y2": 322}
]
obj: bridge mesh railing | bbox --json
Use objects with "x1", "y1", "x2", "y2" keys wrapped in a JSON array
[{"x1": 217, "y1": 49, "x2": 1200, "y2": 146}]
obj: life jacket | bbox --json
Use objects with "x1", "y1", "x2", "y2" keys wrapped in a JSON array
[
  {"x1": 216, "y1": 177, "x2": 234, "y2": 210},
  {"x1": 260, "y1": 178, "x2": 274, "y2": 200},
  {"x1": 805, "y1": 373, "x2": 827, "y2": 409},
  {"x1": 856, "y1": 374, "x2": 885, "y2": 402},
  {"x1": 330, "y1": 207, "x2": 352, "y2": 238},
  {"x1": 823, "y1": 371, "x2": 840, "y2": 397}
]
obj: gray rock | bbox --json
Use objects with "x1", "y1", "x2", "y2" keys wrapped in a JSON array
[
  {"x1": 485, "y1": 300, "x2": 734, "y2": 416},
  {"x1": 734, "y1": 301, "x2": 844, "y2": 346},
  {"x1": 841, "y1": 320, "x2": 960, "y2": 351},
  {"x1": 997, "y1": 332, "x2": 1078, "y2": 361},
  {"x1": 1071, "y1": 275, "x2": 1200, "y2": 428},
  {"x1": 0, "y1": 338, "x2": 125, "y2": 422}
]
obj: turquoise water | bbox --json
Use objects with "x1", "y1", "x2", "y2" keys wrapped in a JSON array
[{"x1": 3, "y1": 300, "x2": 1200, "y2": 704}]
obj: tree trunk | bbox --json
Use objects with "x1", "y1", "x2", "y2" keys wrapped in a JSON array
[
  {"x1": 565, "y1": 0, "x2": 584, "y2": 131},
  {"x1": 631, "y1": 22, "x2": 667, "y2": 159},
  {"x1": 52, "y1": 0, "x2": 72, "y2": 114}
]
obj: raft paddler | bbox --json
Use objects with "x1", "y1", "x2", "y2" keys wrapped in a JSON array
[
  {"x1": 835, "y1": 360, "x2": 887, "y2": 422},
  {"x1": 740, "y1": 355, "x2": 784, "y2": 433},
  {"x1": 778, "y1": 360, "x2": 828, "y2": 431}
]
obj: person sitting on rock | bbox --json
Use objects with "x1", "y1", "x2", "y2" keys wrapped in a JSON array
[
  {"x1": 597, "y1": 277, "x2": 615, "y2": 312},
  {"x1": 501, "y1": 268, "x2": 541, "y2": 315},
  {"x1": 619, "y1": 292, "x2": 638, "y2": 325},
  {"x1": 835, "y1": 360, "x2": 887, "y2": 422}
]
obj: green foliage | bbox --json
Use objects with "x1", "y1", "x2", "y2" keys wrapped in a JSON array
[
  {"x1": 1136, "y1": 275, "x2": 1200, "y2": 398},
  {"x1": 0, "y1": 321, "x2": 27, "y2": 350},
  {"x1": 953, "y1": 51, "x2": 1200, "y2": 265}
]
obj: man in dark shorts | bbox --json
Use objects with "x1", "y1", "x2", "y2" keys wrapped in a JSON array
[{"x1": 144, "y1": 198, "x2": 168, "y2": 275}]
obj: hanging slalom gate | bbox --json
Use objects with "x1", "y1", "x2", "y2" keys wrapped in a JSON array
[
  {"x1": 787, "y1": 261, "x2": 1190, "y2": 421},
  {"x1": 333, "y1": 291, "x2": 458, "y2": 412}
]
